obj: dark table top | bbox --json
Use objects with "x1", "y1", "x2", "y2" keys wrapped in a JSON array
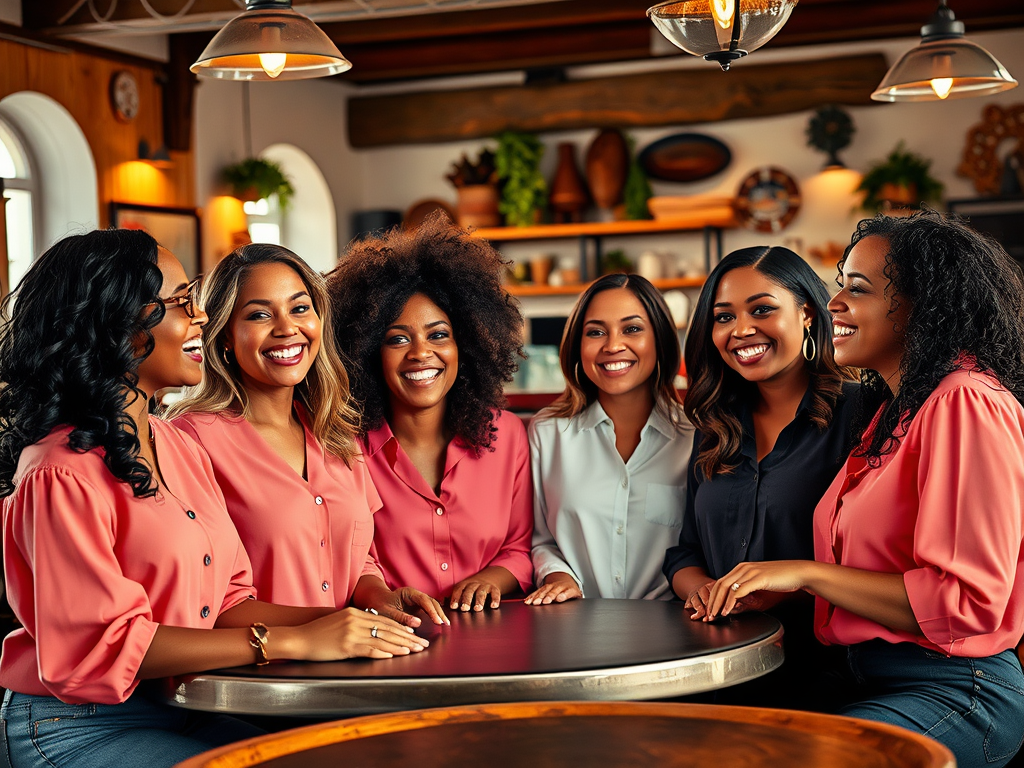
[{"x1": 162, "y1": 599, "x2": 783, "y2": 716}]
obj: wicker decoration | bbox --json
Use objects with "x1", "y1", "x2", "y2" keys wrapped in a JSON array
[{"x1": 957, "y1": 103, "x2": 1024, "y2": 195}]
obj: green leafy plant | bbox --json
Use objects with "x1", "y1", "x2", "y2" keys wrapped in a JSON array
[
  {"x1": 495, "y1": 131, "x2": 548, "y2": 227},
  {"x1": 857, "y1": 142, "x2": 944, "y2": 213},
  {"x1": 601, "y1": 249, "x2": 633, "y2": 275},
  {"x1": 622, "y1": 134, "x2": 652, "y2": 221},
  {"x1": 221, "y1": 157, "x2": 295, "y2": 210}
]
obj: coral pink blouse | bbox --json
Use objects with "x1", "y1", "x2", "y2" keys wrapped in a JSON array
[
  {"x1": 0, "y1": 420, "x2": 255, "y2": 704},
  {"x1": 174, "y1": 408, "x2": 383, "y2": 609},
  {"x1": 813, "y1": 368, "x2": 1024, "y2": 657},
  {"x1": 363, "y1": 410, "x2": 534, "y2": 599}
]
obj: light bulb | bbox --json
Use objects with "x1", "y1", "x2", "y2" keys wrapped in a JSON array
[
  {"x1": 258, "y1": 52, "x2": 287, "y2": 79},
  {"x1": 711, "y1": 0, "x2": 735, "y2": 29},
  {"x1": 930, "y1": 77, "x2": 953, "y2": 99}
]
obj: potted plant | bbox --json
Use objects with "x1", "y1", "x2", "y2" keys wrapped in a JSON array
[
  {"x1": 446, "y1": 149, "x2": 500, "y2": 228},
  {"x1": 857, "y1": 142, "x2": 943, "y2": 213},
  {"x1": 222, "y1": 157, "x2": 295, "y2": 210},
  {"x1": 495, "y1": 131, "x2": 548, "y2": 227},
  {"x1": 622, "y1": 134, "x2": 653, "y2": 221}
]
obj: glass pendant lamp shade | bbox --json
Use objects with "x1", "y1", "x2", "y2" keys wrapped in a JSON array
[
  {"x1": 191, "y1": 0, "x2": 351, "y2": 81},
  {"x1": 872, "y1": 1, "x2": 1016, "y2": 102},
  {"x1": 647, "y1": 0, "x2": 799, "y2": 71}
]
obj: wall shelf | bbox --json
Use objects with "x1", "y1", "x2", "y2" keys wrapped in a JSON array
[{"x1": 505, "y1": 276, "x2": 705, "y2": 297}]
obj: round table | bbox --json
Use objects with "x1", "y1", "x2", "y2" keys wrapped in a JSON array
[
  {"x1": 162, "y1": 599, "x2": 783, "y2": 717},
  {"x1": 174, "y1": 701, "x2": 955, "y2": 768}
]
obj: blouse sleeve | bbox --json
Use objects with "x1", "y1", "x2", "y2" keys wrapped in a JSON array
[
  {"x1": 662, "y1": 431, "x2": 709, "y2": 582},
  {"x1": 9, "y1": 468, "x2": 160, "y2": 704},
  {"x1": 903, "y1": 384, "x2": 1024, "y2": 653},
  {"x1": 357, "y1": 458, "x2": 386, "y2": 582},
  {"x1": 485, "y1": 416, "x2": 535, "y2": 593},
  {"x1": 527, "y1": 419, "x2": 580, "y2": 590}
]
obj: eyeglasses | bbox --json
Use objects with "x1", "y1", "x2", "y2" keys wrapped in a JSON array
[{"x1": 153, "y1": 276, "x2": 202, "y2": 319}]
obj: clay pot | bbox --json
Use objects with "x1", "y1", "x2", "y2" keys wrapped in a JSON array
[
  {"x1": 550, "y1": 143, "x2": 589, "y2": 223},
  {"x1": 586, "y1": 129, "x2": 629, "y2": 211},
  {"x1": 456, "y1": 184, "x2": 501, "y2": 228}
]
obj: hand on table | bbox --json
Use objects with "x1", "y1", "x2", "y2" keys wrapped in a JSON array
[
  {"x1": 370, "y1": 587, "x2": 449, "y2": 627},
  {"x1": 450, "y1": 577, "x2": 502, "y2": 612},
  {"x1": 524, "y1": 572, "x2": 582, "y2": 605},
  {"x1": 705, "y1": 561, "x2": 810, "y2": 621},
  {"x1": 683, "y1": 580, "x2": 715, "y2": 620},
  {"x1": 292, "y1": 607, "x2": 428, "y2": 661}
]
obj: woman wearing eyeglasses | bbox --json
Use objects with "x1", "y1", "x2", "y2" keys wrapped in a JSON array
[{"x1": 0, "y1": 230, "x2": 428, "y2": 768}]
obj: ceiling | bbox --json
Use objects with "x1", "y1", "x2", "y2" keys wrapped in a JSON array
[{"x1": 22, "y1": 0, "x2": 1024, "y2": 84}]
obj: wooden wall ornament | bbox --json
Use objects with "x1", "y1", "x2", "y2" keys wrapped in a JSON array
[
  {"x1": 734, "y1": 167, "x2": 801, "y2": 233},
  {"x1": 110, "y1": 70, "x2": 140, "y2": 123},
  {"x1": 347, "y1": 53, "x2": 890, "y2": 149},
  {"x1": 957, "y1": 103, "x2": 1024, "y2": 196}
]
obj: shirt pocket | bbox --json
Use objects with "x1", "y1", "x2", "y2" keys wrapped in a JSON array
[
  {"x1": 644, "y1": 484, "x2": 685, "y2": 528},
  {"x1": 351, "y1": 515, "x2": 374, "y2": 549}
]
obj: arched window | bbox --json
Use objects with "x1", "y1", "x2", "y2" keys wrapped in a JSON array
[{"x1": 0, "y1": 118, "x2": 37, "y2": 291}]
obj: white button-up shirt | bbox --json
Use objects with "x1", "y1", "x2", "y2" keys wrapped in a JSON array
[{"x1": 529, "y1": 400, "x2": 694, "y2": 600}]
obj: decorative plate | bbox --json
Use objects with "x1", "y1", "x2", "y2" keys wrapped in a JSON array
[
  {"x1": 638, "y1": 133, "x2": 732, "y2": 183},
  {"x1": 403, "y1": 199, "x2": 456, "y2": 230},
  {"x1": 734, "y1": 167, "x2": 801, "y2": 233}
]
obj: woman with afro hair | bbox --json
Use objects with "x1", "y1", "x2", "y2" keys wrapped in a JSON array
[
  {"x1": 327, "y1": 213, "x2": 533, "y2": 612},
  {"x1": 702, "y1": 211, "x2": 1024, "y2": 768}
]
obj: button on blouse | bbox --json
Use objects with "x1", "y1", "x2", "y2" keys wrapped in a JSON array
[
  {"x1": 174, "y1": 406, "x2": 383, "y2": 609},
  {"x1": 363, "y1": 410, "x2": 534, "y2": 599},
  {"x1": 0, "y1": 420, "x2": 256, "y2": 705}
]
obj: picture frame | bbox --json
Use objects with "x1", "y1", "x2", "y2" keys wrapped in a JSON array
[{"x1": 110, "y1": 202, "x2": 201, "y2": 277}]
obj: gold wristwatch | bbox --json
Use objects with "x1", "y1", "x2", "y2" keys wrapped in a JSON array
[{"x1": 249, "y1": 623, "x2": 270, "y2": 665}]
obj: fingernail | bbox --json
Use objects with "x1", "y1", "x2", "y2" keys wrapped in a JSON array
[{"x1": 450, "y1": 603, "x2": 457, "y2": 609}]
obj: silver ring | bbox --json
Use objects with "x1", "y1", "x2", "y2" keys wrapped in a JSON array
[
  {"x1": 370, "y1": 625, "x2": 378, "y2": 638},
  {"x1": 365, "y1": 607, "x2": 378, "y2": 615},
  {"x1": 731, "y1": 582, "x2": 741, "y2": 592}
]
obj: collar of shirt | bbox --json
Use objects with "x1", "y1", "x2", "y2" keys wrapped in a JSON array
[
  {"x1": 737, "y1": 384, "x2": 816, "y2": 465},
  {"x1": 362, "y1": 420, "x2": 474, "y2": 477},
  {"x1": 574, "y1": 399, "x2": 679, "y2": 440}
]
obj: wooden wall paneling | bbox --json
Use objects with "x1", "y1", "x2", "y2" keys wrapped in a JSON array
[{"x1": 348, "y1": 53, "x2": 890, "y2": 148}]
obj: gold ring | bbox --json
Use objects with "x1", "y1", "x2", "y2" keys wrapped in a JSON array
[
  {"x1": 370, "y1": 625, "x2": 378, "y2": 638},
  {"x1": 731, "y1": 582, "x2": 741, "y2": 591}
]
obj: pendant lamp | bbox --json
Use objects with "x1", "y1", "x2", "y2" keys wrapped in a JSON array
[
  {"x1": 647, "y1": 0, "x2": 799, "y2": 71},
  {"x1": 872, "y1": 1, "x2": 1016, "y2": 102},
  {"x1": 191, "y1": 0, "x2": 351, "y2": 81}
]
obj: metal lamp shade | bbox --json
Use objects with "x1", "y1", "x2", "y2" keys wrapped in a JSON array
[
  {"x1": 872, "y1": 37, "x2": 1017, "y2": 102},
  {"x1": 647, "y1": 0, "x2": 798, "y2": 70},
  {"x1": 191, "y1": 4, "x2": 351, "y2": 81}
]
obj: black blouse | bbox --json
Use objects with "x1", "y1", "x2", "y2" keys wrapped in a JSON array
[{"x1": 663, "y1": 381, "x2": 860, "y2": 582}]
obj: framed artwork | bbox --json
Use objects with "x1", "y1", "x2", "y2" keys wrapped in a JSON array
[{"x1": 110, "y1": 203, "x2": 201, "y2": 277}]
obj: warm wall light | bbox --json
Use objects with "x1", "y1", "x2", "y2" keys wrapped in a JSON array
[
  {"x1": 191, "y1": 0, "x2": 351, "y2": 81},
  {"x1": 872, "y1": 1, "x2": 1017, "y2": 102},
  {"x1": 648, "y1": 0, "x2": 798, "y2": 71}
]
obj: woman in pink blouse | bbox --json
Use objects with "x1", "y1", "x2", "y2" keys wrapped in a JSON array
[
  {"x1": 327, "y1": 213, "x2": 533, "y2": 612},
  {"x1": 170, "y1": 244, "x2": 445, "y2": 626},
  {"x1": 0, "y1": 231, "x2": 428, "y2": 768},
  {"x1": 704, "y1": 212, "x2": 1024, "y2": 768}
]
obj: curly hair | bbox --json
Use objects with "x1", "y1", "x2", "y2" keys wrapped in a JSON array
[
  {"x1": 686, "y1": 246, "x2": 852, "y2": 478},
  {"x1": 541, "y1": 273, "x2": 686, "y2": 429},
  {"x1": 843, "y1": 210, "x2": 1024, "y2": 464},
  {"x1": 326, "y1": 212, "x2": 523, "y2": 451},
  {"x1": 167, "y1": 244, "x2": 361, "y2": 464},
  {"x1": 0, "y1": 229, "x2": 165, "y2": 498}
]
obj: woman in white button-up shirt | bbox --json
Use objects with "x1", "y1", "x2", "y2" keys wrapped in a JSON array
[{"x1": 525, "y1": 274, "x2": 693, "y2": 604}]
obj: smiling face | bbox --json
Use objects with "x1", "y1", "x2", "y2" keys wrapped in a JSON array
[
  {"x1": 380, "y1": 292, "x2": 458, "y2": 417},
  {"x1": 225, "y1": 261, "x2": 322, "y2": 395},
  {"x1": 578, "y1": 287, "x2": 657, "y2": 402},
  {"x1": 829, "y1": 235, "x2": 909, "y2": 388},
  {"x1": 136, "y1": 247, "x2": 208, "y2": 396},
  {"x1": 710, "y1": 265, "x2": 812, "y2": 388}
]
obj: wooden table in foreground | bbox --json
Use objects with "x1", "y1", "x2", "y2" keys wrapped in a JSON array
[
  {"x1": 161, "y1": 600, "x2": 783, "y2": 717},
  {"x1": 174, "y1": 701, "x2": 955, "y2": 768}
]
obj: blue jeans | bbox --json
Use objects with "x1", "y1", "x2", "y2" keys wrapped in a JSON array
[
  {"x1": 0, "y1": 688, "x2": 265, "y2": 768},
  {"x1": 835, "y1": 641, "x2": 1024, "y2": 768}
]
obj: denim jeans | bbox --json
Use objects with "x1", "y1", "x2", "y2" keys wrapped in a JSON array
[
  {"x1": 835, "y1": 641, "x2": 1024, "y2": 768},
  {"x1": 0, "y1": 688, "x2": 265, "y2": 768}
]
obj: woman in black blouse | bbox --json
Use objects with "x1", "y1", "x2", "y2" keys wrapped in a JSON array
[{"x1": 664, "y1": 245, "x2": 857, "y2": 706}]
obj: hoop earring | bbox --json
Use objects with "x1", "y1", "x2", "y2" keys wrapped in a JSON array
[
  {"x1": 802, "y1": 326, "x2": 816, "y2": 362},
  {"x1": 654, "y1": 360, "x2": 662, "y2": 383},
  {"x1": 222, "y1": 346, "x2": 234, "y2": 367},
  {"x1": 574, "y1": 362, "x2": 583, "y2": 387}
]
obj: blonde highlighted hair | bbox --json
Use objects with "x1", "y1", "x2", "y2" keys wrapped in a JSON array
[{"x1": 167, "y1": 243, "x2": 360, "y2": 464}]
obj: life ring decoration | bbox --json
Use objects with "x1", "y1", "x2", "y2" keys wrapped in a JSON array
[{"x1": 734, "y1": 166, "x2": 801, "y2": 233}]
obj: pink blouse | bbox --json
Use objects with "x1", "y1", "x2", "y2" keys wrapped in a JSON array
[
  {"x1": 0, "y1": 420, "x2": 255, "y2": 704},
  {"x1": 363, "y1": 410, "x2": 534, "y2": 599},
  {"x1": 174, "y1": 408, "x2": 383, "y2": 609},
  {"x1": 813, "y1": 368, "x2": 1024, "y2": 657}
]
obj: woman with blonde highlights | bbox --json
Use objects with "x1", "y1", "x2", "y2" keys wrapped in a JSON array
[{"x1": 171, "y1": 244, "x2": 446, "y2": 631}]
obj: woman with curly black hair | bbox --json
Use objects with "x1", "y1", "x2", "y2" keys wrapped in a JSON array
[
  {"x1": 705, "y1": 212, "x2": 1024, "y2": 768},
  {"x1": 327, "y1": 213, "x2": 533, "y2": 612},
  {"x1": 0, "y1": 230, "x2": 427, "y2": 768}
]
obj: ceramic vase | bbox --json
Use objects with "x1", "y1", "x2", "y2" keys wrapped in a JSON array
[
  {"x1": 455, "y1": 184, "x2": 501, "y2": 228},
  {"x1": 549, "y1": 143, "x2": 589, "y2": 223},
  {"x1": 585, "y1": 129, "x2": 629, "y2": 211}
]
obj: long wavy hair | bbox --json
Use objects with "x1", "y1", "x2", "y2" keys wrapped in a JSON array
[
  {"x1": 541, "y1": 273, "x2": 686, "y2": 429},
  {"x1": 844, "y1": 210, "x2": 1024, "y2": 464},
  {"x1": 326, "y1": 212, "x2": 523, "y2": 452},
  {"x1": 686, "y1": 246, "x2": 851, "y2": 478},
  {"x1": 0, "y1": 229, "x2": 165, "y2": 498},
  {"x1": 167, "y1": 244, "x2": 360, "y2": 464}
]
